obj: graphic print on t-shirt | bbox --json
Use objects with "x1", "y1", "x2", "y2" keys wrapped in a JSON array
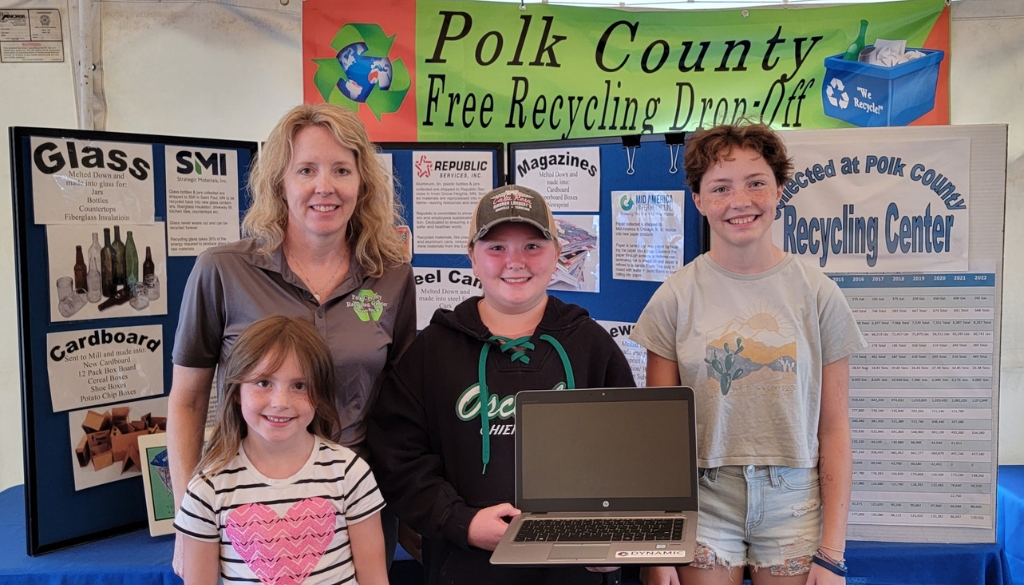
[
  {"x1": 704, "y1": 303, "x2": 796, "y2": 396},
  {"x1": 225, "y1": 496, "x2": 335, "y2": 585}
]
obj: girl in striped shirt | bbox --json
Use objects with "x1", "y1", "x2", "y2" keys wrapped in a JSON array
[{"x1": 174, "y1": 315, "x2": 389, "y2": 585}]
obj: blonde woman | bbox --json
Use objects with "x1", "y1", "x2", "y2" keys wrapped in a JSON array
[{"x1": 168, "y1": 103, "x2": 415, "y2": 574}]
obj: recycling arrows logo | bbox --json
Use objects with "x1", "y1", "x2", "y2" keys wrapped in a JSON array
[
  {"x1": 826, "y1": 77, "x2": 849, "y2": 109},
  {"x1": 347, "y1": 289, "x2": 387, "y2": 322},
  {"x1": 312, "y1": 23, "x2": 410, "y2": 120}
]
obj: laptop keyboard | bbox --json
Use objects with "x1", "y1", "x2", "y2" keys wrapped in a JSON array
[{"x1": 513, "y1": 518, "x2": 684, "y2": 543}]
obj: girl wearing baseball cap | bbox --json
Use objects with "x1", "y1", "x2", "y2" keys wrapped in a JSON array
[{"x1": 369, "y1": 185, "x2": 635, "y2": 585}]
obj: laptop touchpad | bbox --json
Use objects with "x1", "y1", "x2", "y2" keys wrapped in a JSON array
[{"x1": 548, "y1": 545, "x2": 609, "y2": 560}]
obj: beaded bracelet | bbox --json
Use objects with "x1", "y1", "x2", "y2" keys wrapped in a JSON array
[{"x1": 812, "y1": 553, "x2": 849, "y2": 577}]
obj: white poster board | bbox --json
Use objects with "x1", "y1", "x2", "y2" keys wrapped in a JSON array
[
  {"x1": 775, "y1": 125, "x2": 1006, "y2": 544},
  {"x1": 772, "y1": 137, "x2": 970, "y2": 273}
]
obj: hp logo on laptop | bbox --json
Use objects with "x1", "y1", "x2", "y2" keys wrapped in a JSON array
[{"x1": 603, "y1": 501, "x2": 609, "y2": 507}]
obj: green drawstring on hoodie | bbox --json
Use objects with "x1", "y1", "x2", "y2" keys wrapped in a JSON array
[{"x1": 478, "y1": 334, "x2": 575, "y2": 474}]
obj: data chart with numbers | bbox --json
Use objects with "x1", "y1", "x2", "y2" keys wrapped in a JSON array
[{"x1": 833, "y1": 273, "x2": 996, "y2": 531}]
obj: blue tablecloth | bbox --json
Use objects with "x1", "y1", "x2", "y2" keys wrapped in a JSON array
[
  {"x1": 0, "y1": 483, "x2": 415, "y2": 585},
  {"x1": 2, "y1": 478, "x2": 1015, "y2": 585},
  {"x1": 0, "y1": 484, "x2": 180, "y2": 585},
  {"x1": 998, "y1": 465, "x2": 1024, "y2": 585},
  {"x1": 843, "y1": 540, "x2": 1010, "y2": 585}
]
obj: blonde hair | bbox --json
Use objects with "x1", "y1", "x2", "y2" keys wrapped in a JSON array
[
  {"x1": 195, "y1": 316, "x2": 341, "y2": 476},
  {"x1": 242, "y1": 104, "x2": 409, "y2": 277}
]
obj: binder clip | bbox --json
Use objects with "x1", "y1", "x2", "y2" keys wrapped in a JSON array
[
  {"x1": 665, "y1": 132, "x2": 685, "y2": 174},
  {"x1": 622, "y1": 135, "x2": 641, "y2": 175}
]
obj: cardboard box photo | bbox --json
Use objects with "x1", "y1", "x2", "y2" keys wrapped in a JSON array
[
  {"x1": 75, "y1": 407, "x2": 166, "y2": 474},
  {"x1": 67, "y1": 379, "x2": 170, "y2": 491}
]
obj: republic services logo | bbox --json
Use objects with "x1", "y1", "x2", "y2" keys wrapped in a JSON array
[
  {"x1": 415, "y1": 155, "x2": 433, "y2": 178},
  {"x1": 312, "y1": 23, "x2": 410, "y2": 120}
]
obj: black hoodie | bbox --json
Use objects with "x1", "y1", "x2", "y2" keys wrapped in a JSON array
[{"x1": 368, "y1": 296, "x2": 635, "y2": 582}]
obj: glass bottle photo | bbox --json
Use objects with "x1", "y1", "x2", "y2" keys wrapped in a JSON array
[
  {"x1": 88, "y1": 232, "x2": 102, "y2": 273},
  {"x1": 98, "y1": 287, "x2": 132, "y2": 311},
  {"x1": 88, "y1": 231, "x2": 103, "y2": 302},
  {"x1": 87, "y1": 257, "x2": 102, "y2": 303},
  {"x1": 56, "y1": 276, "x2": 74, "y2": 302},
  {"x1": 129, "y1": 281, "x2": 149, "y2": 310},
  {"x1": 144, "y1": 273, "x2": 160, "y2": 301},
  {"x1": 112, "y1": 225, "x2": 126, "y2": 288},
  {"x1": 101, "y1": 228, "x2": 115, "y2": 297},
  {"x1": 143, "y1": 246, "x2": 155, "y2": 279},
  {"x1": 73, "y1": 246, "x2": 87, "y2": 292},
  {"x1": 58, "y1": 290, "x2": 87, "y2": 318},
  {"x1": 125, "y1": 230, "x2": 139, "y2": 288}
]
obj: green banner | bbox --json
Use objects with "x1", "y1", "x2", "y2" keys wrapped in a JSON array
[{"x1": 415, "y1": 0, "x2": 947, "y2": 141}]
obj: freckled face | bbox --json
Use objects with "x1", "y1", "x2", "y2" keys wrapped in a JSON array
[
  {"x1": 693, "y1": 147, "x2": 782, "y2": 254},
  {"x1": 239, "y1": 351, "x2": 315, "y2": 453},
  {"x1": 281, "y1": 125, "x2": 361, "y2": 244},
  {"x1": 469, "y1": 222, "x2": 559, "y2": 316}
]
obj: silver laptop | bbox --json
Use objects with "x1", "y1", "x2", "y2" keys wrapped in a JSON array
[{"x1": 490, "y1": 386, "x2": 698, "y2": 566}]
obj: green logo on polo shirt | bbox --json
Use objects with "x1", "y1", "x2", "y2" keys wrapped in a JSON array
[{"x1": 347, "y1": 289, "x2": 387, "y2": 322}]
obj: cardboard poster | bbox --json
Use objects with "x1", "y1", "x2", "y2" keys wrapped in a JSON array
[
  {"x1": 46, "y1": 222, "x2": 168, "y2": 322},
  {"x1": 772, "y1": 137, "x2": 970, "y2": 273},
  {"x1": 412, "y1": 151, "x2": 493, "y2": 253},
  {"x1": 513, "y1": 147, "x2": 601, "y2": 212},
  {"x1": 549, "y1": 215, "x2": 600, "y2": 293},
  {"x1": 413, "y1": 266, "x2": 482, "y2": 331},
  {"x1": 68, "y1": 395, "x2": 168, "y2": 491},
  {"x1": 46, "y1": 325, "x2": 164, "y2": 412},
  {"x1": 596, "y1": 320, "x2": 647, "y2": 387},
  {"x1": 165, "y1": 147, "x2": 240, "y2": 256},
  {"x1": 612, "y1": 190, "x2": 686, "y2": 282},
  {"x1": 30, "y1": 137, "x2": 155, "y2": 225}
]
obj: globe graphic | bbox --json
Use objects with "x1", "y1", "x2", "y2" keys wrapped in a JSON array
[{"x1": 336, "y1": 42, "x2": 393, "y2": 103}]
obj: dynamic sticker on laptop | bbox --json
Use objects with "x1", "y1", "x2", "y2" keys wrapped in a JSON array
[{"x1": 615, "y1": 550, "x2": 687, "y2": 558}]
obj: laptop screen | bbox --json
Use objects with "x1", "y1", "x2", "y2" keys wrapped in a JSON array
[{"x1": 519, "y1": 396, "x2": 692, "y2": 501}]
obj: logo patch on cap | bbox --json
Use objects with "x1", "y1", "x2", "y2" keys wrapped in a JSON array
[{"x1": 491, "y1": 190, "x2": 535, "y2": 214}]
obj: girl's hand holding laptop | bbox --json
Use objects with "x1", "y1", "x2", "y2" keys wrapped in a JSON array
[{"x1": 469, "y1": 503, "x2": 522, "y2": 551}]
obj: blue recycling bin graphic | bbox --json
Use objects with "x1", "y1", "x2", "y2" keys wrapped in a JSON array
[{"x1": 822, "y1": 48, "x2": 944, "y2": 127}]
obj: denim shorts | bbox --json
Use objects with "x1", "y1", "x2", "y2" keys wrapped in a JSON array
[{"x1": 695, "y1": 465, "x2": 821, "y2": 570}]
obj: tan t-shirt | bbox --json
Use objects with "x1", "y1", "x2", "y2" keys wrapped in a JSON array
[{"x1": 631, "y1": 253, "x2": 867, "y2": 468}]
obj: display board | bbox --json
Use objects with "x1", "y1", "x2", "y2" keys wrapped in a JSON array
[
  {"x1": 774, "y1": 124, "x2": 1007, "y2": 543},
  {"x1": 509, "y1": 135, "x2": 707, "y2": 385},
  {"x1": 10, "y1": 123, "x2": 1002, "y2": 553},
  {"x1": 9, "y1": 126, "x2": 256, "y2": 555},
  {"x1": 379, "y1": 142, "x2": 503, "y2": 327}
]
